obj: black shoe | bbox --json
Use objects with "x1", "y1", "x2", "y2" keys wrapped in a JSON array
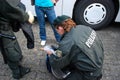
[
  {"x1": 12, "y1": 66, "x2": 30, "y2": 79},
  {"x1": 12, "y1": 70, "x2": 21, "y2": 80},
  {"x1": 13, "y1": 74, "x2": 21, "y2": 80},
  {"x1": 19, "y1": 66, "x2": 31, "y2": 77}
]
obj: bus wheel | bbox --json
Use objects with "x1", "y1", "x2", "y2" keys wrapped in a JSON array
[{"x1": 73, "y1": 0, "x2": 115, "y2": 30}]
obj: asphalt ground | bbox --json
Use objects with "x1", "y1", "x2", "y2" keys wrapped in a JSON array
[{"x1": 0, "y1": 22, "x2": 120, "y2": 80}]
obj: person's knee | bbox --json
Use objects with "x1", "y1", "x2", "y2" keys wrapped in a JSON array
[{"x1": 5, "y1": 47, "x2": 23, "y2": 62}]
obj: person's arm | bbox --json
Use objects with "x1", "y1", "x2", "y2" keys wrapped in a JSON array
[
  {"x1": 2, "y1": 0, "x2": 34, "y2": 23},
  {"x1": 49, "y1": 52, "x2": 71, "y2": 69},
  {"x1": 43, "y1": 33, "x2": 74, "y2": 69},
  {"x1": 49, "y1": 44, "x2": 81, "y2": 69},
  {"x1": 6, "y1": 1, "x2": 28, "y2": 22},
  {"x1": 43, "y1": 45, "x2": 71, "y2": 69},
  {"x1": 48, "y1": 39, "x2": 74, "y2": 69}
]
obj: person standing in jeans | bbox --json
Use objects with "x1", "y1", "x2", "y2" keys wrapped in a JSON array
[{"x1": 34, "y1": 0, "x2": 61, "y2": 46}]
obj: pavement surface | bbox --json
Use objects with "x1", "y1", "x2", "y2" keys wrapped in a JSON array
[{"x1": 0, "y1": 22, "x2": 120, "y2": 80}]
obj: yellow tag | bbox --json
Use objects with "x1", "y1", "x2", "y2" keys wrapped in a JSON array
[{"x1": 55, "y1": 50, "x2": 62, "y2": 57}]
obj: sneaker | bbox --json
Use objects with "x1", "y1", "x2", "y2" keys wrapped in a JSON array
[{"x1": 40, "y1": 40, "x2": 46, "y2": 46}]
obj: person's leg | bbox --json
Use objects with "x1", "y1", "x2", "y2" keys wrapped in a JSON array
[
  {"x1": 64, "y1": 70, "x2": 83, "y2": 80},
  {"x1": 83, "y1": 71, "x2": 102, "y2": 80},
  {"x1": 21, "y1": 22, "x2": 34, "y2": 49},
  {"x1": 46, "y1": 7, "x2": 61, "y2": 42},
  {"x1": 46, "y1": 54, "x2": 52, "y2": 73},
  {"x1": 7, "y1": 61, "x2": 30, "y2": 79},
  {"x1": 0, "y1": 39, "x2": 7, "y2": 64},
  {"x1": 1, "y1": 29, "x2": 30, "y2": 79},
  {"x1": 35, "y1": 6, "x2": 46, "y2": 41},
  {"x1": 97, "y1": 74, "x2": 102, "y2": 80},
  {"x1": 7, "y1": 61, "x2": 21, "y2": 79}
]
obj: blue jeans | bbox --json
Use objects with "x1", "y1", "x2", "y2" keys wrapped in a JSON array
[{"x1": 35, "y1": 6, "x2": 61, "y2": 42}]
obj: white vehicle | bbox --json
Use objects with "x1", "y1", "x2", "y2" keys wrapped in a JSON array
[{"x1": 21, "y1": 0, "x2": 120, "y2": 29}]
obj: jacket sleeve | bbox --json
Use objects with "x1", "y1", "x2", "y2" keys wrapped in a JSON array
[
  {"x1": 2, "y1": 0, "x2": 29, "y2": 23},
  {"x1": 49, "y1": 33, "x2": 75, "y2": 69},
  {"x1": 49, "y1": 45, "x2": 80, "y2": 69},
  {"x1": 49, "y1": 51, "x2": 71, "y2": 69}
]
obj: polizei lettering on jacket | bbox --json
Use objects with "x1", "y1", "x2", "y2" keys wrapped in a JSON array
[{"x1": 85, "y1": 30, "x2": 96, "y2": 48}]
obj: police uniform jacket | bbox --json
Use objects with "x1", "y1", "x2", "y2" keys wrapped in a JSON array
[
  {"x1": 0, "y1": 0, "x2": 29, "y2": 25},
  {"x1": 0, "y1": 0, "x2": 29, "y2": 62},
  {"x1": 49, "y1": 25, "x2": 104, "y2": 78},
  {"x1": 0, "y1": 0, "x2": 34, "y2": 49}
]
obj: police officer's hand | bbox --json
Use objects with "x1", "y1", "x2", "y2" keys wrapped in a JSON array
[
  {"x1": 40, "y1": 48, "x2": 53, "y2": 55},
  {"x1": 27, "y1": 11, "x2": 34, "y2": 24},
  {"x1": 45, "y1": 50, "x2": 53, "y2": 55},
  {"x1": 40, "y1": 46, "x2": 55, "y2": 55}
]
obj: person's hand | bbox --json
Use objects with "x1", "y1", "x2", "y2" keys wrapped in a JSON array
[
  {"x1": 44, "y1": 50, "x2": 53, "y2": 55},
  {"x1": 52, "y1": 0, "x2": 56, "y2": 3},
  {"x1": 40, "y1": 45, "x2": 55, "y2": 55},
  {"x1": 40, "y1": 48, "x2": 53, "y2": 55},
  {"x1": 27, "y1": 11, "x2": 34, "y2": 24}
]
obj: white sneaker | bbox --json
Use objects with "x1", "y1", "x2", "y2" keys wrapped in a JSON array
[{"x1": 40, "y1": 40, "x2": 46, "y2": 46}]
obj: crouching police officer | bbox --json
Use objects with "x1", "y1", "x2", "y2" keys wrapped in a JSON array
[
  {"x1": 44, "y1": 15, "x2": 104, "y2": 80},
  {"x1": 0, "y1": 0, "x2": 34, "y2": 79}
]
